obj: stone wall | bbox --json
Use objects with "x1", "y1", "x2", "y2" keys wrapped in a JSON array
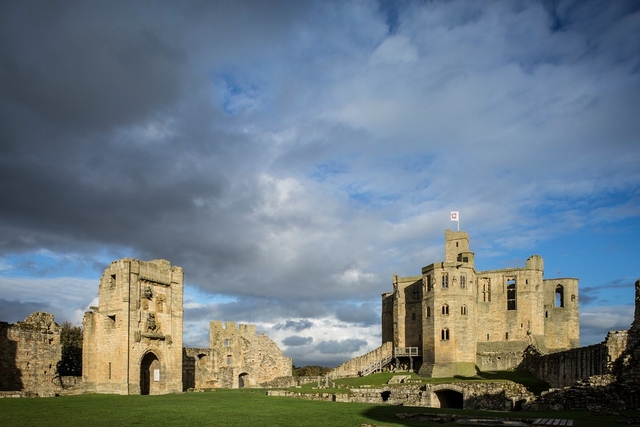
[
  {"x1": 0, "y1": 312, "x2": 61, "y2": 396},
  {"x1": 476, "y1": 341, "x2": 530, "y2": 372},
  {"x1": 520, "y1": 341, "x2": 612, "y2": 389},
  {"x1": 268, "y1": 381, "x2": 533, "y2": 411},
  {"x1": 258, "y1": 375, "x2": 321, "y2": 388},
  {"x1": 331, "y1": 341, "x2": 393, "y2": 378}
]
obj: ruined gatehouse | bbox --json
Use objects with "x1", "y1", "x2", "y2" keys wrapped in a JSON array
[{"x1": 82, "y1": 258, "x2": 184, "y2": 395}]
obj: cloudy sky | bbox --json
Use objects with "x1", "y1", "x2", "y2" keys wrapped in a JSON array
[{"x1": 1, "y1": 0, "x2": 639, "y2": 367}]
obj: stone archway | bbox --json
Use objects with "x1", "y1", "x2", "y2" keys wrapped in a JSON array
[
  {"x1": 434, "y1": 389, "x2": 464, "y2": 408},
  {"x1": 140, "y1": 351, "x2": 161, "y2": 395}
]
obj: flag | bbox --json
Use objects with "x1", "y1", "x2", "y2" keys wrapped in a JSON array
[{"x1": 450, "y1": 211, "x2": 459, "y2": 221}]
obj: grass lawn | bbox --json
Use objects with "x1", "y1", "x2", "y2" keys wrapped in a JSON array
[{"x1": 0, "y1": 389, "x2": 638, "y2": 427}]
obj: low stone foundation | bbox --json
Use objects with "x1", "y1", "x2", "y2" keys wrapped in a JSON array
[{"x1": 267, "y1": 382, "x2": 534, "y2": 411}]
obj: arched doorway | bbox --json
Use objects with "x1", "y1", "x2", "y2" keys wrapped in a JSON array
[
  {"x1": 140, "y1": 352, "x2": 161, "y2": 395},
  {"x1": 238, "y1": 372, "x2": 249, "y2": 388},
  {"x1": 434, "y1": 389, "x2": 463, "y2": 408}
]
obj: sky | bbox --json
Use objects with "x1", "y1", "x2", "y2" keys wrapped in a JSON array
[{"x1": 0, "y1": 0, "x2": 639, "y2": 367}]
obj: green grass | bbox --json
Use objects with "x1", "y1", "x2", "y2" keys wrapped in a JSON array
[{"x1": 0, "y1": 389, "x2": 637, "y2": 427}]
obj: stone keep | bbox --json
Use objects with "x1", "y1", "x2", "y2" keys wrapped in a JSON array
[
  {"x1": 83, "y1": 259, "x2": 184, "y2": 395},
  {"x1": 382, "y1": 229, "x2": 579, "y2": 377}
]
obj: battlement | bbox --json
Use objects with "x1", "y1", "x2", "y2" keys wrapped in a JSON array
[{"x1": 210, "y1": 321, "x2": 257, "y2": 336}]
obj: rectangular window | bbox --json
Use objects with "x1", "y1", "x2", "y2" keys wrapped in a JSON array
[
  {"x1": 224, "y1": 339, "x2": 229, "y2": 347},
  {"x1": 442, "y1": 273, "x2": 449, "y2": 288},
  {"x1": 426, "y1": 275, "x2": 432, "y2": 292},
  {"x1": 413, "y1": 288, "x2": 420, "y2": 300},
  {"x1": 507, "y1": 278, "x2": 517, "y2": 310},
  {"x1": 460, "y1": 274, "x2": 466, "y2": 289},
  {"x1": 226, "y1": 356, "x2": 231, "y2": 365}
]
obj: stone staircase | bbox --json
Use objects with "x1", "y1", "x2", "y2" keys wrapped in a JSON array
[{"x1": 359, "y1": 354, "x2": 393, "y2": 376}]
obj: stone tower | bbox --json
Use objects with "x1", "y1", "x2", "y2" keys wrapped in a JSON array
[
  {"x1": 421, "y1": 230, "x2": 478, "y2": 377},
  {"x1": 82, "y1": 259, "x2": 184, "y2": 395}
]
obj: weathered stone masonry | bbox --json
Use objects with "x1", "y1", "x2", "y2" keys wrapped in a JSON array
[
  {"x1": 183, "y1": 321, "x2": 292, "y2": 389},
  {"x1": 82, "y1": 258, "x2": 184, "y2": 395},
  {"x1": 381, "y1": 229, "x2": 580, "y2": 377},
  {"x1": 0, "y1": 312, "x2": 61, "y2": 397}
]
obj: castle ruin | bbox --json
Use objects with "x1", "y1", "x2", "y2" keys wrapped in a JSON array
[{"x1": 381, "y1": 229, "x2": 580, "y2": 377}]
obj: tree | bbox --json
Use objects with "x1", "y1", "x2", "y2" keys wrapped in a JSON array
[
  {"x1": 293, "y1": 365, "x2": 333, "y2": 377},
  {"x1": 57, "y1": 322, "x2": 83, "y2": 376}
]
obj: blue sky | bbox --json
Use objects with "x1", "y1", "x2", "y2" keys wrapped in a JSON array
[{"x1": 0, "y1": 0, "x2": 639, "y2": 367}]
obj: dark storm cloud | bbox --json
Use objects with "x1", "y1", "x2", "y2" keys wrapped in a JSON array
[
  {"x1": 0, "y1": 1, "x2": 315, "y2": 301},
  {"x1": 316, "y1": 338, "x2": 367, "y2": 355},
  {"x1": 274, "y1": 319, "x2": 314, "y2": 332},
  {"x1": 0, "y1": 299, "x2": 53, "y2": 324},
  {"x1": 282, "y1": 335, "x2": 313, "y2": 346},
  {"x1": 184, "y1": 298, "x2": 330, "y2": 324},
  {"x1": 580, "y1": 279, "x2": 636, "y2": 305},
  {"x1": 335, "y1": 302, "x2": 378, "y2": 326}
]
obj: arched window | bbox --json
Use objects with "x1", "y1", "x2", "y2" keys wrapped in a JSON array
[
  {"x1": 441, "y1": 328, "x2": 450, "y2": 340},
  {"x1": 426, "y1": 306, "x2": 431, "y2": 317},
  {"x1": 461, "y1": 305, "x2": 467, "y2": 315},
  {"x1": 555, "y1": 284, "x2": 564, "y2": 307},
  {"x1": 442, "y1": 273, "x2": 449, "y2": 288},
  {"x1": 442, "y1": 304, "x2": 449, "y2": 315},
  {"x1": 481, "y1": 278, "x2": 491, "y2": 302},
  {"x1": 460, "y1": 274, "x2": 466, "y2": 289}
]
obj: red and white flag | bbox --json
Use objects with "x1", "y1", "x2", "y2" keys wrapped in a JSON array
[{"x1": 450, "y1": 211, "x2": 459, "y2": 221}]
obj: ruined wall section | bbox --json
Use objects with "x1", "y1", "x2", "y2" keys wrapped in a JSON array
[
  {"x1": 202, "y1": 321, "x2": 292, "y2": 388},
  {"x1": 520, "y1": 329, "x2": 627, "y2": 389},
  {"x1": 381, "y1": 291, "x2": 394, "y2": 344},
  {"x1": 182, "y1": 348, "x2": 213, "y2": 390},
  {"x1": 0, "y1": 312, "x2": 61, "y2": 396},
  {"x1": 543, "y1": 277, "x2": 580, "y2": 351},
  {"x1": 475, "y1": 259, "x2": 545, "y2": 349},
  {"x1": 610, "y1": 278, "x2": 640, "y2": 407},
  {"x1": 331, "y1": 341, "x2": 393, "y2": 378}
]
